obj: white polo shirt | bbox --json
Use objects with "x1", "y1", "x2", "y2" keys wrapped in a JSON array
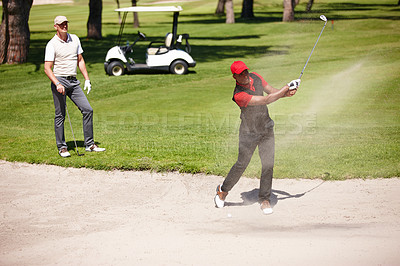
[{"x1": 45, "y1": 33, "x2": 83, "y2": 76}]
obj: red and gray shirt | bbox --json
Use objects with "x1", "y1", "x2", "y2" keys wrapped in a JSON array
[{"x1": 232, "y1": 72, "x2": 274, "y2": 133}]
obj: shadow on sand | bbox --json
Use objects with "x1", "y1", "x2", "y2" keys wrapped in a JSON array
[{"x1": 224, "y1": 180, "x2": 325, "y2": 207}]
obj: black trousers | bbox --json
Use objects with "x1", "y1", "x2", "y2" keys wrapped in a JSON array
[{"x1": 222, "y1": 127, "x2": 275, "y2": 203}]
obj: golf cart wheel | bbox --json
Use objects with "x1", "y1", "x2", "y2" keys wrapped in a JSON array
[
  {"x1": 107, "y1": 61, "x2": 125, "y2": 76},
  {"x1": 170, "y1": 60, "x2": 188, "y2": 75}
]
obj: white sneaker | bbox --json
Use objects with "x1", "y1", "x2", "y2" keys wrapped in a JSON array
[
  {"x1": 214, "y1": 184, "x2": 228, "y2": 208},
  {"x1": 260, "y1": 200, "x2": 273, "y2": 215},
  {"x1": 59, "y1": 148, "x2": 71, "y2": 158},
  {"x1": 85, "y1": 144, "x2": 106, "y2": 152}
]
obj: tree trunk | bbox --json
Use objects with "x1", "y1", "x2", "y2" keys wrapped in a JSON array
[
  {"x1": 225, "y1": 0, "x2": 235, "y2": 24},
  {"x1": 215, "y1": 0, "x2": 225, "y2": 15},
  {"x1": 306, "y1": 0, "x2": 314, "y2": 12},
  {"x1": 282, "y1": 0, "x2": 295, "y2": 22},
  {"x1": 87, "y1": 0, "x2": 102, "y2": 39},
  {"x1": 131, "y1": 0, "x2": 139, "y2": 28},
  {"x1": 0, "y1": 0, "x2": 33, "y2": 64},
  {"x1": 241, "y1": 0, "x2": 254, "y2": 19}
]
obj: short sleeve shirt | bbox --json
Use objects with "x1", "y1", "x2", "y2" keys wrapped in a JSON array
[
  {"x1": 232, "y1": 72, "x2": 274, "y2": 133},
  {"x1": 233, "y1": 72, "x2": 269, "y2": 107},
  {"x1": 45, "y1": 33, "x2": 83, "y2": 76}
]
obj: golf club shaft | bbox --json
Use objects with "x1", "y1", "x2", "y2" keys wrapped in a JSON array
[
  {"x1": 65, "y1": 101, "x2": 82, "y2": 156},
  {"x1": 299, "y1": 21, "x2": 327, "y2": 79}
]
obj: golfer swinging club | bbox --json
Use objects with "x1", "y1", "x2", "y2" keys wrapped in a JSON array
[
  {"x1": 214, "y1": 61, "x2": 300, "y2": 214},
  {"x1": 44, "y1": 16, "x2": 105, "y2": 157}
]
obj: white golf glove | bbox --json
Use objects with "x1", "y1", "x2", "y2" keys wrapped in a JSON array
[
  {"x1": 287, "y1": 79, "x2": 301, "y2": 90},
  {"x1": 84, "y1": 80, "x2": 92, "y2": 94}
]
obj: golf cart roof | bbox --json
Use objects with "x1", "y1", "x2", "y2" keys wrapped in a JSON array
[
  {"x1": 115, "y1": 6, "x2": 183, "y2": 12},
  {"x1": 114, "y1": 6, "x2": 184, "y2": 47}
]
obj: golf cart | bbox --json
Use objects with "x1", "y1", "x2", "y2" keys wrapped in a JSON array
[{"x1": 104, "y1": 6, "x2": 196, "y2": 76}]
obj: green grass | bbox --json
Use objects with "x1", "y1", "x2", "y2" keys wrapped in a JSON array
[{"x1": 0, "y1": 0, "x2": 399, "y2": 179}]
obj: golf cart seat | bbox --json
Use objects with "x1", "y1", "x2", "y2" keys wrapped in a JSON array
[
  {"x1": 147, "y1": 33, "x2": 173, "y2": 55},
  {"x1": 176, "y1": 33, "x2": 191, "y2": 53}
]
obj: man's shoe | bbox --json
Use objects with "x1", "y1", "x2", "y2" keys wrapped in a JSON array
[
  {"x1": 260, "y1": 200, "x2": 273, "y2": 215},
  {"x1": 85, "y1": 144, "x2": 106, "y2": 152},
  {"x1": 214, "y1": 184, "x2": 228, "y2": 208},
  {"x1": 59, "y1": 148, "x2": 71, "y2": 158}
]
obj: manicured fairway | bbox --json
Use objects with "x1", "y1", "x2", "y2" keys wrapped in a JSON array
[{"x1": 0, "y1": 0, "x2": 399, "y2": 178}]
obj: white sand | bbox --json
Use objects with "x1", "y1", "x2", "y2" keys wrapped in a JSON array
[{"x1": 1, "y1": 160, "x2": 399, "y2": 265}]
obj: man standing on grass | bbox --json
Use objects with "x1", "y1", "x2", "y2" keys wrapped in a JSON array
[
  {"x1": 214, "y1": 61, "x2": 299, "y2": 214},
  {"x1": 44, "y1": 16, "x2": 105, "y2": 157}
]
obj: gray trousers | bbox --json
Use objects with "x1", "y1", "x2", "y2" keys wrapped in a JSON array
[
  {"x1": 51, "y1": 77, "x2": 94, "y2": 150},
  {"x1": 222, "y1": 127, "x2": 275, "y2": 203}
]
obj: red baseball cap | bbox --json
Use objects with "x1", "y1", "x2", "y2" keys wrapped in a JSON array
[{"x1": 230, "y1": 61, "x2": 249, "y2": 74}]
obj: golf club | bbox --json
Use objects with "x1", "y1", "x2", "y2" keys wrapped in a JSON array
[
  {"x1": 65, "y1": 101, "x2": 84, "y2": 156},
  {"x1": 299, "y1": 15, "x2": 328, "y2": 79}
]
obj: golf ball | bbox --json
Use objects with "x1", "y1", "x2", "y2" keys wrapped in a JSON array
[{"x1": 227, "y1": 213, "x2": 232, "y2": 218}]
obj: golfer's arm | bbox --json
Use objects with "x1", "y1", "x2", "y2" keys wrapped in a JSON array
[
  {"x1": 44, "y1": 61, "x2": 59, "y2": 85},
  {"x1": 263, "y1": 83, "x2": 280, "y2": 94},
  {"x1": 264, "y1": 83, "x2": 292, "y2": 98},
  {"x1": 248, "y1": 85, "x2": 290, "y2": 106},
  {"x1": 77, "y1": 54, "x2": 90, "y2": 80}
]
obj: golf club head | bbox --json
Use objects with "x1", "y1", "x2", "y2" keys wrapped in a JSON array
[{"x1": 320, "y1": 15, "x2": 327, "y2": 22}]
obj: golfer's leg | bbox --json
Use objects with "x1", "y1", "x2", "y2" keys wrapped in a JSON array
[
  {"x1": 51, "y1": 84, "x2": 67, "y2": 150},
  {"x1": 222, "y1": 133, "x2": 257, "y2": 192},
  {"x1": 69, "y1": 81, "x2": 94, "y2": 147},
  {"x1": 258, "y1": 128, "x2": 275, "y2": 202}
]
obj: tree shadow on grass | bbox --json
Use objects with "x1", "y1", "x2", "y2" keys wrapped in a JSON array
[
  {"x1": 179, "y1": 2, "x2": 400, "y2": 24},
  {"x1": 28, "y1": 1, "x2": 398, "y2": 73},
  {"x1": 27, "y1": 33, "x2": 289, "y2": 73}
]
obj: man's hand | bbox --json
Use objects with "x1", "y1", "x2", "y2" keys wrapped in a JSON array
[
  {"x1": 56, "y1": 83, "x2": 65, "y2": 95},
  {"x1": 84, "y1": 80, "x2": 91, "y2": 94},
  {"x1": 287, "y1": 79, "x2": 301, "y2": 90},
  {"x1": 285, "y1": 89, "x2": 297, "y2": 97}
]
